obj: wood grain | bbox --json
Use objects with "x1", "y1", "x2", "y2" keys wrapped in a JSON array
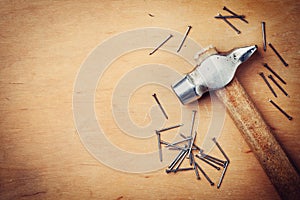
[{"x1": 0, "y1": 0, "x2": 299, "y2": 200}]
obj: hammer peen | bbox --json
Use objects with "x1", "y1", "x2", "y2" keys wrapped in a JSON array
[{"x1": 172, "y1": 45, "x2": 300, "y2": 200}]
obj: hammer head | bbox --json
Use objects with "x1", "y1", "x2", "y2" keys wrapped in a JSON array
[{"x1": 172, "y1": 45, "x2": 257, "y2": 104}]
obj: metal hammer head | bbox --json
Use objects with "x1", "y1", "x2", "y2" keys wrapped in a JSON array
[{"x1": 172, "y1": 45, "x2": 257, "y2": 104}]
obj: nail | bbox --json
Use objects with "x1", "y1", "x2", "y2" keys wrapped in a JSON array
[
  {"x1": 161, "y1": 140, "x2": 187, "y2": 151},
  {"x1": 263, "y1": 63, "x2": 286, "y2": 84},
  {"x1": 168, "y1": 149, "x2": 187, "y2": 170},
  {"x1": 187, "y1": 110, "x2": 197, "y2": 159},
  {"x1": 167, "y1": 147, "x2": 197, "y2": 151},
  {"x1": 268, "y1": 75, "x2": 289, "y2": 97},
  {"x1": 218, "y1": 13, "x2": 241, "y2": 34},
  {"x1": 268, "y1": 43, "x2": 289, "y2": 67},
  {"x1": 191, "y1": 154, "x2": 201, "y2": 180},
  {"x1": 189, "y1": 110, "x2": 197, "y2": 137},
  {"x1": 215, "y1": 15, "x2": 245, "y2": 19},
  {"x1": 259, "y1": 72, "x2": 277, "y2": 97},
  {"x1": 166, "y1": 167, "x2": 194, "y2": 174},
  {"x1": 188, "y1": 131, "x2": 197, "y2": 166},
  {"x1": 223, "y1": 6, "x2": 248, "y2": 23},
  {"x1": 152, "y1": 93, "x2": 168, "y2": 119},
  {"x1": 195, "y1": 162, "x2": 215, "y2": 186},
  {"x1": 202, "y1": 156, "x2": 225, "y2": 167},
  {"x1": 157, "y1": 124, "x2": 183, "y2": 133},
  {"x1": 212, "y1": 138, "x2": 230, "y2": 162},
  {"x1": 195, "y1": 154, "x2": 221, "y2": 170},
  {"x1": 180, "y1": 133, "x2": 201, "y2": 150},
  {"x1": 174, "y1": 150, "x2": 189, "y2": 173},
  {"x1": 262, "y1": 22, "x2": 266, "y2": 51},
  {"x1": 149, "y1": 34, "x2": 173, "y2": 55},
  {"x1": 156, "y1": 131, "x2": 162, "y2": 162},
  {"x1": 217, "y1": 161, "x2": 229, "y2": 189},
  {"x1": 166, "y1": 137, "x2": 192, "y2": 147},
  {"x1": 177, "y1": 25, "x2": 192, "y2": 53},
  {"x1": 269, "y1": 99, "x2": 293, "y2": 120},
  {"x1": 200, "y1": 152, "x2": 227, "y2": 165}
]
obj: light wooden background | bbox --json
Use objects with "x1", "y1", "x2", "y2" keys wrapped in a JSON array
[{"x1": 0, "y1": 0, "x2": 299, "y2": 199}]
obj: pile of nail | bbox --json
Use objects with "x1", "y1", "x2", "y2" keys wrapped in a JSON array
[
  {"x1": 259, "y1": 22, "x2": 292, "y2": 120},
  {"x1": 151, "y1": 97, "x2": 230, "y2": 188}
]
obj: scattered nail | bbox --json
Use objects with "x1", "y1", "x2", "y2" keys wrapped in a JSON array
[
  {"x1": 166, "y1": 167, "x2": 194, "y2": 174},
  {"x1": 263, "y1": 63, "x2": 286, "y2": 85},
  {"x1": 262, "y1": 22, "x2": 266, "y2": 51},
  {"x1": 223, "y1": 6, "x2": 248, "y2": 23},
  {"x1": 268, "y1": 43, "x2": 288, "y2": 67},
  {"x1": 195, "y1": 154, "x2": 221, "y2": 170},
  {"x1": 269, "y1": 99, "x2": 293, "y2": 120},
  {"x1": 259, "y1": 72, "x2": 277, "y2": 97},
  {"x1": 214, "y1": 15, "x2": 245, "y2": 19},
  {"x1": 268, "y1": 75, "x2": 289, "y2": 97},
  {"x1": 152, "y1": 93, "x2": 169, "y2": 119},
  {"x1": 195, "y1": 161, "x2": 215, "y2": 186},
  {"x1": 156, "y1": 131, "x2": 162, "y2": 162},
  {"x1": 174, "y1": 150, "x2": 189, "y2": 173},
  {"x1": 188, "y1": 131, "x2": 197, "y2": 166},
  {"x1": 212, "y1": 138, "x2": 230, "y2": 162},
  {"x1": 217, "y1": 161, "x2": 229, "y2": 189},
  {"x1": 149, "y1": 34, "x2": 173, "y2": 55},
  {"x1": 177, "y1": 25, "x2": 192, "y2": 53},
  {"x1": 217, "y1": 13, "x2": 241, "y2": 34},
  {"x1": 168, "y1": 149, "x2": 187, "y2": 170},
  {"x1": 157, "y1": 124, "x2": 183, "y2": 133},
  {"x1": 191, "y1": 154, "x2": 201, "y2": 180}
]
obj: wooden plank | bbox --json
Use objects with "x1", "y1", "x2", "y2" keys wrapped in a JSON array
[{"x1": 0, "y1": 0, "x2": 299, "y2": 199}]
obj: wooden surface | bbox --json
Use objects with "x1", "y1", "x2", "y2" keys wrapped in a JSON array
[{"x1": 0, "y1": 0, "x2": 299, "y2": 200}]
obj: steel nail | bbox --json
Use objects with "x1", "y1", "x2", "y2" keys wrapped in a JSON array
[
  {"x1": 149, "y1": 34, "x2": 173, "y2": 55},
  {"x1": 217, "y1": 161, "x2": 229, "y2": 189},
  {"x1": 174, "y1": 150, "x2": 189, "y2": 173},
  {"x1": 166, "y1": 137, "x2": 192, "y2": 147},
  {"x1": 202, "y1": 156, "x2": 225, "y2": 167},
  {"x1": 161, "y1": 140, "x2": 187, "y2": 151},
  {"x1": 268, "y1": 43, "x2": 289, "y2": 67},
  {"x1": 191, "y1": 154, "x2": 201, "y2": 180},
  {"x1": 195, "y1": 161, "x2": 215, "y2": 186},
  {"x1": 212, "y1": 138, "x2": 230, "y2": 162},
  {"x1": 223, "y1": 6, "x2": 248, "y2": 23},
  {"x1": 195, "y1": 154, "x2": 221, "y2": 170},
  {"x1": 177, "y1": 25, "x2": 192, "y2": 53},
  {"x1": 152, "y1": 93, "x2": 169, "y2": 119},
  {"x1": 218, "y1": 13, "x2": 241, "y2": 34},
  {"x1": 155, "y1": 131, "x2": 162, "y2": 162},
  {"x1": 168, "y1": 149, "x2": 187, "y2": 170},
  {"x1": 187, "y1": 110, "x2": 197, "y2": 159},
  {"x1": 269, "y1": 99, "x2": 293, "y2": 120},
  {"x1": 180, "y1": 133, "x2": 201, "y2": 150},
  {"x1": 156, "y1": 131, "x2": 162, "y2": 162},
  {"x1": 215, "y1": 15, "x2": 245, "y2": 19},
  {"x1": 263, "y1": 63, "x2": 286, "y2": 85},
  {"x1": 158, "y1": 124, "x2": 183, "y2": 133},
  {"x1": 259, "y1": 72, "x2": 277, "y2": 97},
  {"x1": 268, "y1": 75, "x2": 289, "y2": 97},
  {"x1": 262, "y1": 22, "x2": 267, "y2": 51},
  {"x1": 188, "y1": 131, "x2": 197, "y2": 166},
  {"x1": 166, "y1": 167, "x2": 194, "y2": 173},
  {"x1": 200, "y1": 152, "x2": 227, "y2": 165}
]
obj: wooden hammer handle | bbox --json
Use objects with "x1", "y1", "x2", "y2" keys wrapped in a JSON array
[
  {"x1": 197, "y1": 47, "x2": 300, "y2": 199},
  {"x1": 216, "y1": 77, "x2": 300, "y2": 200}
]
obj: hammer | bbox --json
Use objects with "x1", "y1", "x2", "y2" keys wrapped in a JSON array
[{"x1": 172, "y1": 45, "x2": 300, "y2": 199}]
